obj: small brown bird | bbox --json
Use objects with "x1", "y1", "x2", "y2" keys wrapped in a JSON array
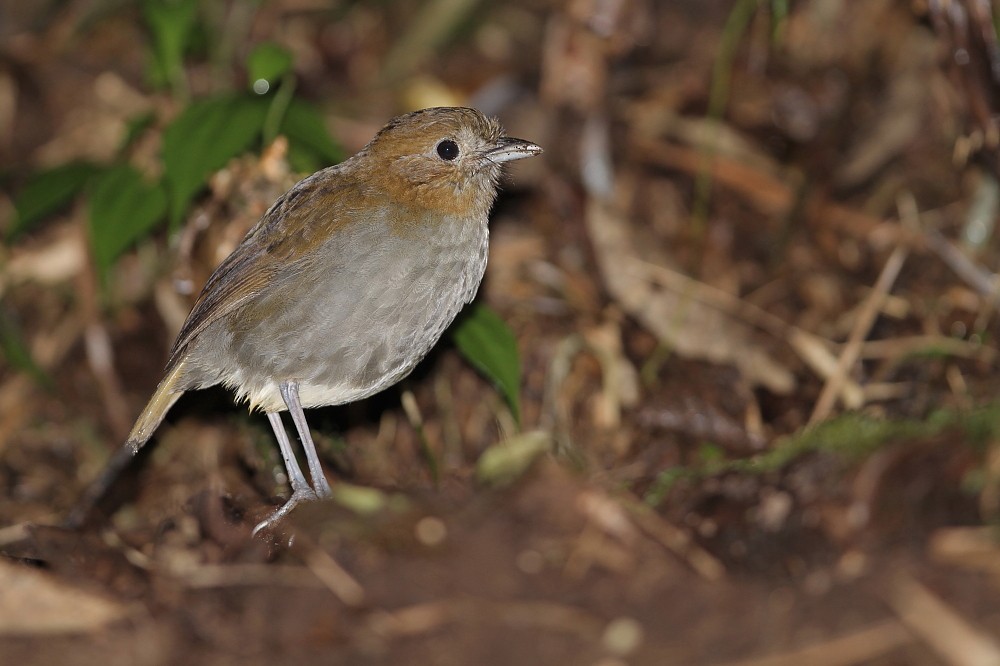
[{"x1": 126, "y1": 107, "x2": 541, "y2": 534}]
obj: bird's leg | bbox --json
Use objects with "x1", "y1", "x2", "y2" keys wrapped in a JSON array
[
  {"x1": 266, "y1": 411, "x2": 312, "y2": 496},
  {"x1": 280, "y1": 380, "x2": 333, "y2": 498},
  {"x1": 252, "y1": 411, "x2": 317, "y2": 536}
]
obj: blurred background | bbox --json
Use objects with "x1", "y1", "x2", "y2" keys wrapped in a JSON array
[{"x1": 4, "y1": 0, "x2": 1000, "y2": 663}]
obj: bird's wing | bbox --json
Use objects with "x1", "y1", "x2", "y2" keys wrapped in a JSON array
[{"x1": 165, "y1": 168, "x2": 355, "y2": 370}]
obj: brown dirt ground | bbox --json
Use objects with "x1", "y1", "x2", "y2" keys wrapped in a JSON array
[{"x1": 4, "y1": 1, "x2": 1000, "y2": 664}]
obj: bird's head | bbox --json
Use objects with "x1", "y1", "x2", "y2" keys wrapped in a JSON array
[{"x1": 360, "y1": 107, "x2": 542, "y2": 217}]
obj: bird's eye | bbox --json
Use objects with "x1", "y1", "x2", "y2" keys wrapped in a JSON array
[{"x1": 436, "y1": 139, "x2": 460, "y2": 161}]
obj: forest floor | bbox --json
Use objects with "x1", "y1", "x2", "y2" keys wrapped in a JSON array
[{"x1": 3, "y1": 1, "x2": 1000, "y2": 664}]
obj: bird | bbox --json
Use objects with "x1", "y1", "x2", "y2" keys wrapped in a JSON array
[{"x1": 124, "y1": 107, "x2": 542, "y2": 534}]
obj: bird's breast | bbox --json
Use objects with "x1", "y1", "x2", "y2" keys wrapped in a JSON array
[{"x1": 209, "y1": 211, "x2": 489, "y2": 410}]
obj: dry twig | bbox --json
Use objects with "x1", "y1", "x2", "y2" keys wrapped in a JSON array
[
  {"x1": 711, "y1": 619, "x2": 912, "y2": 666},
  {"x1": 885, "y1": 572, "x2": 1000, "y2": 666},
  {"x1": 809, "y1": 244, "x2": 908, "y2": 425}
]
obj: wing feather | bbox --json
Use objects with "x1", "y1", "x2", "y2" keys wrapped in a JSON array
[{"x1": 165, "y1": 166, "x2": 356, "y2": 370}]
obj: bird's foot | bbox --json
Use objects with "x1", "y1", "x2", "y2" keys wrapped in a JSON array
[{"x1": 251, "y1": 486, "x2": 318, "y2": 537}]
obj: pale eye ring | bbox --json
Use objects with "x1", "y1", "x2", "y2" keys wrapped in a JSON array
[{"x1": 436, "y1": 139, "x2": 460, "y2": 161}]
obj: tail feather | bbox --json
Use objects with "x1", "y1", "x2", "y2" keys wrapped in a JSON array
[{"x1": 126, "y1": 360, "x2": 187, "y2": 453}]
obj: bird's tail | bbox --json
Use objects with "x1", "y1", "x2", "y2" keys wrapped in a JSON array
[{"x1": 126, "y1": 359, "x2": 187, "y2": 453}]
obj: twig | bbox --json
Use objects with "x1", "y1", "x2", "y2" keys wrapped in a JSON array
[
  {"x1": 885, "y1": 572, "x2": 1000, "y2": 666},
  {"x1": 925, "y1": 230, "x2": 1000, "y2": 297},
  {"x1": 0, "y1": 522, "x2": 30, "y2": 548},
  {"x1": 809, "y1": 244, "x2": 908, "y2": 425},
  {"x1": 401, "y1": 388, "x2": 439, "y2": 484},
  {"x1": 621, "y1": 495, "x2": 726, "y2": 582},
  {"x1": 298, "y1": 537, "x2": 367, "y2": 607},
  {"x1": 78, "y1": 220, "x2": 130, "y2": 439},
  {"x1": 179, "y1": 564, "x2": 324, "y2": 589},
  {"x1": 368, "y1": 598, "x2": 604, "y2": 639},
  {"x1": 711, "y1": 619, "x2": 912, "y2": 666}
]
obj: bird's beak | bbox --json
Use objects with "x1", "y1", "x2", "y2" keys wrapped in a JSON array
[{"x1": 486, "y1": 136, "x2": 543, "y2": 163}]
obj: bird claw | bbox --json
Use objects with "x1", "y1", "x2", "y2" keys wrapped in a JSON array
[{"x1": 251, "y1": 486, "x2": 318, "y2": 537}]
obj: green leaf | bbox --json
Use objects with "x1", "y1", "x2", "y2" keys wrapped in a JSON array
[
  {"x1": 247, "y1": 42, "x2": 293, "y2": 91},
  {"x1": 161, "y1": 94, "x2": 268, "y2": 228},
  {"x1": 452, "y1": 303, "x2": 521, "y2": 425},
  {"x1": 9, "y1": 162, "x2": 99, "y2": 239},
  {"x1": 280, "y1": 98, "x2": 344, "y2": 168},
  {"x1": 87, "y1": 164, "x2": 167, "y2": 279},
  {"x1": 142, "y1": 0, "x2": 198, "y2": 92}
]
